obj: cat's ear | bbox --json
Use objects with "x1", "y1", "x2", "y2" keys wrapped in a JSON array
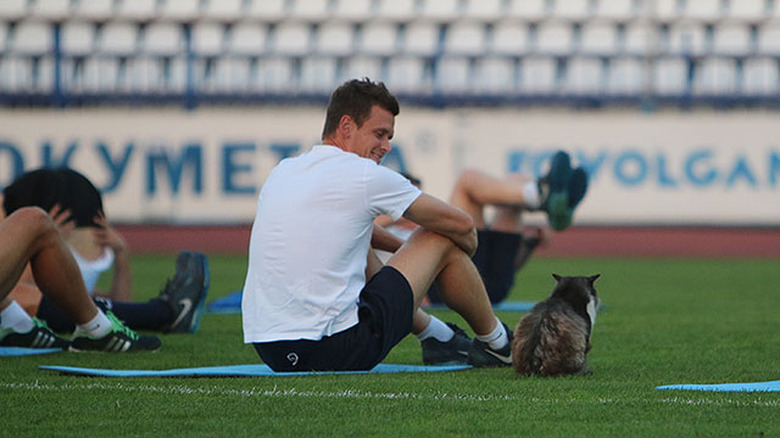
[
  {"x1": 588, "y1": 274, "x2": 601, "y2": 284},
  {"x1": 552, "y1": 273, "x2": 562, "y2": 282}
]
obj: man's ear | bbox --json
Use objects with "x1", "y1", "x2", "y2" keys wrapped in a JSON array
[{"x1": 338, "y1": 114, "x2": 354, "y2": 138}]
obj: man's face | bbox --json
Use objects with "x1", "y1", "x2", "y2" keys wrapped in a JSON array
[{"x1": 346, "y1": 105, "x2": 395, "y2": 164}]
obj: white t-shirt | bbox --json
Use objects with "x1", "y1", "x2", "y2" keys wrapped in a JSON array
[
  {"x1": 70, "y1": 247, "x2": 115, "y2": 295},
  {"x1": 242, "y1": 145, "x2": 422, "y2": 343}
]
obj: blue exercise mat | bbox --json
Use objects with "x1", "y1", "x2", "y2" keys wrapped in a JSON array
[
  {"x1": 40, "y1": 363, "x2": 471, "y2": 378},
  {"x1": 0, "y1": 347, "x2": 64, "y2": 357},
  {"x1": 656, "y1": 380, "x2": 780, "y2": 393},
  {"x1": 207, "y1": 290, "x2": 537, "y2": 314}
]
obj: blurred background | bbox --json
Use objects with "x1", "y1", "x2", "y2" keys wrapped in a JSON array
[{"x1": 0, "y1": 0, "x2": 778, "y2": 255}]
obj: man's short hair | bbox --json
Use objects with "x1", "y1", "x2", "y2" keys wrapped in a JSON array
[
  {"x1": 321, "y1": 78, "x2": 400, "y2": 140},
  {"x1": 3, "y1": 168, "x2": 104, "y2": 228}
]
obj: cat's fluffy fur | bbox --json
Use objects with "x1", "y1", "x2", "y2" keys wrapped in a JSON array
[{"x1": 512, "y1": 274, "x2": 600, "y2": 377}]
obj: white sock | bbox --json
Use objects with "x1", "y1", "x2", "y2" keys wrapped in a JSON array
[
  {"x1": 0, "y1": 301, "x2": 34, "y2": 333},
  {"x1": 415, "y1": 315, "x2": 454, "y2": 343},
  {"x1": 73, "y1": 310, "x2": 113, "y2": 338},
  {"x1": 475, "y1": 317, "x2": 509, "y2": 350},
  {"x1": 523, "y1": 181, "x2": 541, "y2": 209}
]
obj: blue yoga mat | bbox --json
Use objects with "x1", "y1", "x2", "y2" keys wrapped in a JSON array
[
  {"x1": 40, "y1": 363, "x2": 471, "y2": 378},
  {"x1": 0, "y1": 347, "x2": 64, "y2": 357},
  {"x1": 656, "y1": 380, "x2": 780, "y2": 393},
  {"x1": 207, "y1": 290, "x2": 537, "y2": 314}
]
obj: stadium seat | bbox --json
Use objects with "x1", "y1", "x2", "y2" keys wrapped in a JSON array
[
  {"x1": 357, "y1": 22, "x2": 398, "y2": 56},
  {"x1": 314, "y1": 22, "x2": 354, "y2": 56},
  {"x1": 141, "y1": 23, "x2": 185, "y2": 56},
  {"x1": 61, "y1": 22, "x2": 96, "y2": 56},
  {"x1": 4, "y1": 55, "x2": 54, "y2": 92},
  {"x1": 692, "y1": 57, "x2": 738, "y2": 95},
  {"x1": 472, "y1": 56, "x2": 516, "y2": 94},
  {"x1": 254, "y1": 57, "x2": 295, "y2": 92},
  {"x1": 727, "y1": 0, "x2": 766, "y2": 22},
  {"x1": 9, "y1": 21, "x2": 53, "y2": 55},
  {"x1": 73, "y1": 0, "x2": 114, "y2": 22},
  {"x1": 552, "y1": 0, "x2": 591, "y2": 21},
  {"x1": 666, "y1": 22, "x2": 708, "y2": 55},
  {"x1": 563, "y1": 57, "x2": 604, "y2": 94},
  {"x1": 463, "y1": 0, "x2": 504, "y2": 22},
  {"x1": 654, "y1": 0, "x2": 684, "y2": 22},
  {"x1": 742, "y1": 57, "x2": 779, "y2": 95},
  {"x1": 228, "y1": 23, "x2": 269, "y2": 56},
  {"x1": 490, "y1": 21, "x2": 530, "y2": 55},
  {"x1": 157, "y1": 0, "x2": 201, "y2": 22},
  {"x1": 300, "y1": 56, "x2": 339, "y2": 92},
  {"x1": 506, "y1": 0, "x2": 548, "y2": 21},
  {"x1": 245, "y1": 0, "x2": 287, "y2": 22},
  {"x1": 272, "y1": 22, "x2": 311, "y2": 56},
  {"x1": 683, "y1": 0, "x2": 724, "y2": 22},
  {"x1": 192, "y1": 22, "x2": 225, "y2": 56},
  {"x1": 536, "y1": 21, "x2": 574, "y2": 56},
  {"x1": 0, "y1": 22, "x2": 8, "y2": 53},
  {"x1": 115, "y1": 0, "x2": 158, "y2": 21},
  {"x1": 289, "y1": 0, "x2": 330, "y2": 22},
  {"x1": 377, "y1": 0, "x2": 417, "y2": 22},
  {"x1": 418, "y1": 0, "x2": 461, "y2": 23},
  {"x1": 210, "y1": 57, "x2": 254, "y2": 92},
  {"x1": 134, "y1": 55, "x2": 188, "y2": 93},
  {"x1": 623, "y1": 22, "x2": 656, "y2": 56},
  {"x1": 403, "y1": 22, "x2": 441, "y2": 56},
  {"x1": 580, "y1": 22, "x2": 619, "y2": 56},
  {"x1": 0, "y1": 57, "x2": 14, "y2": 91},
  {"x1": 519, "y1": 57, "x2": 557, "y2": 94},
  {"x1": 606, "y1": 58, "x2": 648, "y2": 95},
  {"x1": 202, "y1": 0, "x2": 244, "y2": 22},
  {"x1": 82, "y1": 56, "x2": 125, "y2": 92},
  {"x1": 435, "y1": 56, "x2": 472, "y2": 93},
  {"x1": 29, "y1": 0, "x2": 71, "y2": 22},
  {"x1": 387, "y1": 56, "x2": 431, "y2": 93},
  {"x1": 711, "y1": 23, "x2": 752, "y2": 56},
  {"x1": 652, "y1": 57, "x2": 689, "y2": 95},
  {"x1": 594, "y1": 0, "x2": 640, "y2": 21},
  {"x1": 443, "y1": 22, "x2": 486, "y2": 56},
  {"x1": 756, "y1": 24, "x2": 780, "y2": 56},
  {"x1": 331, "y1": 0, "x2": 373, "y2": 22},
  {"x1": 0, "y1": 0, "x2": 28, "y2": 21},
  {"x1": 344, "y1": 57, "x2": 385, "y2": 83}
]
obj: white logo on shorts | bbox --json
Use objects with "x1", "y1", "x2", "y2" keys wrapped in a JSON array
[{"x1": 287, "y1": 352, "x2": 299, "y2": 366}]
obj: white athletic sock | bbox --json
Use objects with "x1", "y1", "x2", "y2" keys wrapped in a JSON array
[
  {"x1": 0, "y1": 301, "x2": 34, "y2": 333},
  {"x1": 523, "y1": 181, "x2": 541, "y2": 209},
  {"x1": 415, "y1": 315, "x2": 454, "y2": 343},
  {"x1": 475, "y1": 317, "x2": 509, "y2": 350},
  {"x1": 73, "y1": 310, "x2": 113, "y2": 339}
]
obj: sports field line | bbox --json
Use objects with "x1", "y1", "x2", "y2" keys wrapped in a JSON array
[{"x1": 2, "y1": 382, "x2": 778, "y2": 407}]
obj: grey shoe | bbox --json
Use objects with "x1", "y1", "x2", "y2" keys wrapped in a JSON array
[
  {"x1": 421, "y1": 322, "x2": 472, "y2": 365},
  {"x1": 159, "y1": 251, "x2": 210, "y2": 334},
  {"x1": 467, "y1": 322, "x2": 513, "y2": 367}
]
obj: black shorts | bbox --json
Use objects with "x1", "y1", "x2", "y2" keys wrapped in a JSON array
[
  {"x1": 253, "y1": 266, "x2": 414, "y2": 372},
  {"x1": 429, "y1": 229, "x2": 523, "y2": 304}
]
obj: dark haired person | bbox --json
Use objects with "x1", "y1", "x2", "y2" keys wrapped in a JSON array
[
  {"x1": 1, "y1": 168, "x2": 209, "y2": 336},
  {"x1": 242, "y1": 79, "x2": 582, "y2": 371}
]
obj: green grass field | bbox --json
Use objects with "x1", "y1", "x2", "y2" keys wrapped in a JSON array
[{"x1": 2, "y1": 254, "x2": 778, "y2": 437}]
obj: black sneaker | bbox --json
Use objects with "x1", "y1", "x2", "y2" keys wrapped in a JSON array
[
  {"x1": 568, "y1": 167, "x2": 589, "y2": 208},
  {"x1": 421, "y1": 322, "x2": 472, "y2": 365},
  {"x1": 0, "y1": 318, "x2": 70, "y2": 350},
  {"x1": 159, "y1": 251, "x2": 210, "y2": 334},
  {"x1": 467, "y1": 322, "x2": 513, "y2": 367},
  {"x1": 538, "y1": 150, "x2": 574, "y2": 231},
  {"x1": 70, "y1": 311, "x2": 161, "y2": 352}
]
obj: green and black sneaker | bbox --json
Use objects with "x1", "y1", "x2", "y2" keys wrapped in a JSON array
[
  {"x1": 0, "y1": 317, "x2": 70, "y2": 350},
  {"x1": 70, "y1": 311, "x2": 161, "y2": 352}
]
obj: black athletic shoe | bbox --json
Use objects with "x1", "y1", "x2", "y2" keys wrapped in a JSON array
[
  {"x1": 568, "y1": 167, "x2": 589, "y2": 208},
  {"x1": 159, "y1": 251, "x2": 210, "y2": 334},
  {"x1": 0, "y1": 318, "x2": 70, "y2": 349},
  {"x1": 538, "y1": 150, "x2": 575, "y2": 231},
  {"x1": 421, "y1": 323, "x2": 472, "y2": 365},
  {"x1": 70, "y1": 311, "x2": 161, "y2": 352},
  {"x1": 467, "y1": 322, "x2": 513, "y2": 368}
]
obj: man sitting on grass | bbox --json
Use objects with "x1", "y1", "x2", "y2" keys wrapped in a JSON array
[{"x1": 241, "y1": 78, "x2": 584, "y2": 371}]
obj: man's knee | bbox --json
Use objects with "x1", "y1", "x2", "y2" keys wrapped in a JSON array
[{"x1": 5, "y1": 207, "x2": 57, "y2": 238}]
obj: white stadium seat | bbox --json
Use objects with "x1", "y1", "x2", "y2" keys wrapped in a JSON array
[
  {"x1": 594, "y1": 0, "x2": 640, "y2": 21},
  {"x1": 192, "y1": 22, "x2": 225, "y2": 56},
  {"x1": 418, "y1": 0, "x2": 461, "y2": 23},
  {"x1": 245, "y1": 0, "x2": 287, "y2": 22},
  {"x1": 61, "y1": 22, "x2": 96, "y2": 56},
  {"x1": 377, "y1": 0, "x2": 417, "y2": 22},
  {"x1": 507, "y1": 0, "x2": 548, "y2": 21},
  {"x1": 693, "y1": 58, "x2": 738, "y2": 95},
  {"x1": 299, "y1": 57, "x2": 339, "y2": 92},
  {"x1": 10, "y1": 21, "x2": 53, "y2": 55},
  {"x1": 756, "y1": 24, "x2": 780, "y2": 56},
  {"x1": 607, "y1": 58, "x2": 648, "y2": 95},
  {"x1": 289, "y1": 0, "x2": 330, "y2": 22},
  {"x1": 683, "y1": 0, "x2": 724, "y2": 22},
  {"x1": 97, "y1": 22, "x2": 138, "y2": 56},
  {"x1": 272, "y1": 23, "x2": 311, "y2": 56},
  {"x1": 74, "y1": 0, "x2": 115, "y2": 21},
  {"x1": 473, "y1": 56, "x2": 516, "y2": 94},
  {"x1": 463, "y1": 0, "x2": 504, "y2": 22},
  {"x1": 563, "y1": 57, "x2": 604, "y2": 94},
  {"x1": 344, "y1": 57, "x2": 385, "y2": 83},
  {"x1": 202, "y1": 0, "x2": 244, "y2": 22},
  {"x1": 228, "y1": 23, "x2": 269, "y2": 56},
  {"x1": 711, "y1": 23, "x2": 752, "y2": 56},
  {"x1": 0, "y1": 23, "x2": 8, "y2": 53},
  {"x1": 0, "y1": 0, "x2": 28, "y2": 21},
  {"x1": 653, "y1": 57, "x2": 689, "y2": 95},
  {"x1": 387, "y1": 56, "x2": 430, "y2": 93},
  {"x1": 536, "y1": 21, "x2": 574, "y2": 56},
  {"x1": 357, "y1": 22, "x2": 398, "y2": 56},
  {"x1": 115, "y1": 0, "x2": 157, "y2": 21},
  {"x1": 141, "y1": 23, "x2": 185, "y2": 56},
  {"x1": 29, "y1": 0, "x2": 71, "y2": 21},
  {"x1": 623, "y1": 22, "x2": 656, "y2": 56},
  {"x1": 520, "y1": 57, "x2": 557, "y2": 94},
  {"x1": 654, "y1": 0, "x2": 684, "y2": 21},
  {"x1": 490, "y1": 21, "x2": 530, "y2": 55},
  {"x1": 727, "y1": 0, "x2": 766, "y2": 22},
  {"x1": 552, "y1": 0, "x2": 591, "y2": 21},
  {"x1": 742, "y1": 57, "x2": 779, "y2": 95},
  {"x1": 435, "y1": 57, "x2": 471, "y2": 93},
  {"x1": 254, "y1": 57, "x2": 295, "y2": 92},
  {"x1": 331, "y1": 0, "x2": 373, "y2": 22},
  {"x1": 157, "y1": 0, "x2": 201, "y2": 22},
  {"x1": 403, "y1": 22, "x2": 440, "y2": 56},
  {"x1": 443, "y1": 22, "x2": 486, "y2": 56},
  {"x1": 315, "y1": 22, "x2": 354, "y2": 56},
  {"x1": 666, "y1": 23, "x2": 708, "y2": 56},
  {"x1": 580, "y1": 22, "x2": 619, "y2": 56}
]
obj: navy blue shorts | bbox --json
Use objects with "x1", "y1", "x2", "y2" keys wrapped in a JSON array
[
  {"x1": 253, "y1": 266, "x2": 414, "y2": 372},
  {"x1": 429, "y1": 229, "x2": 522, "y2": 304}
]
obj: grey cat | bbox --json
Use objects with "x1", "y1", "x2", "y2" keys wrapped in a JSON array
[{"x1": 512, "y1": 274, "x2": 601, "y2": 377}]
